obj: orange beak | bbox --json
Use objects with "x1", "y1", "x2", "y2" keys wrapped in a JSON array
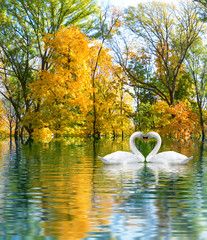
[{"x1": 143, "y1": 137, "x2": 148, "y2": 143}]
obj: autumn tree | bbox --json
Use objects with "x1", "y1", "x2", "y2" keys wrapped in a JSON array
[
  {"x1": 26, "y1": 26, "x2": 133, "y2": 138},
  {"x1": 0, "y1": 100, "x2": 6, "y2": 137},
  {"x1": 27, "y1": 27, "x2": 93, "y2": 136},
  {"x1": 113, "y1": 66, "x2": 134, "y2": 138},
  {"x1": 86, "y1": 45, "x2": 134, "y2": 138},
  {"x1": 0, "y1": 0, "x2": 98, "y2": 137},
  {"x1": 152, "y1": 101, "x2": 200, "y2": 140},
  {"x1": 122, "y1": 1, "x2": 203, "y2": 105},
  {"x1": 185, "y1": 41, "x2": 207, "y2": 140}
]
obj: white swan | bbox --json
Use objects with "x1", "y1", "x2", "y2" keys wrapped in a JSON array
[
  {"x1": 98, "y1": 132, "x2": 145, "y2": 164},
  {"x1": 145, "y1": 132, "x2": 193, "y2": 164}
]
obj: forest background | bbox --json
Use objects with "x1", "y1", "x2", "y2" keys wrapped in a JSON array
[{"x1": 0, "y1": 0, "x2": 207, "y2": 141}]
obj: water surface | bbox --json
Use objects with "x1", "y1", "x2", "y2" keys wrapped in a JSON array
[{"x1": 0, "y1": 137, "x2": 206, "y2": 239}]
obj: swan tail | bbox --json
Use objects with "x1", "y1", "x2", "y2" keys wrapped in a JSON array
[
  {"x1": 181, "y1": 156, "x2": 193, "y2": 164},
  {"x1": 98, "y1": 156, "x2": 111, "y2": 165},
  {"x1": 186, "y1": 156, "x2": 193, "y2": 162}
]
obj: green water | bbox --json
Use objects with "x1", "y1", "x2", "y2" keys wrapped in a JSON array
[{"x1": 0, "y1": 137, "x2": 206, "y2": 239}]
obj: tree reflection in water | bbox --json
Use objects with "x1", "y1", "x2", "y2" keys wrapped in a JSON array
[{"x1": 0, "y1": 137, "x2": 206, "y2": 239}]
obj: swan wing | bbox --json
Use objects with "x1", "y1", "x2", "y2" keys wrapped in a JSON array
[
  {"x1": 98, "y1": 156, "x2": 119, "y2": 165},
  {"x1": 148, "y1": 151, "x2": 193, "y2": 164},
  {"x1": 98, "y1": 151, "x2": 143, "y2": 165}
]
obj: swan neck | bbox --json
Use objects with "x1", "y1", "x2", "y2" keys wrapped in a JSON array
[
  {"x1": 146, "y1": 133, "x2": 162, "y2": 161},
  {"x1": 130, "y1": 133, "x2": 145, "y2": 161}
]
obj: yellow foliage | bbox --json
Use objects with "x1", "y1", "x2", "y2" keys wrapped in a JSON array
[
  {"x1": 0, "y1": 101, "x2": 12, "y2": 136},
  {"x1": 26, "y1": 26, "x2": 133, "y2": 138},
  {"x1": 85, "y1": 53, "x2": 134, "y2": 136},
  {"x1": 29, "y1": 26, "x2": 93, "y2": 135},
  {"x1": 152, "y1": 101, "x2": 172, "y2": 130},
  {"x1": 0, "y1": 102, "x2": 6, "y2": 135},
  {"x1": 32, "y1": 127, "x2": 53, "y2": 143}
]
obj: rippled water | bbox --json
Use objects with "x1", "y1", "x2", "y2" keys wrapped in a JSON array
[{"x1": 0, "y1": 137, "x2": 206, "y2": 239}]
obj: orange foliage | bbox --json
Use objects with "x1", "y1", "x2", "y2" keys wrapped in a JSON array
[
  {"x1": 153, "y1": 101, "x2": 200, "y2": 140},
  {"x1": 168, "y1": 101, "x2": 200, "y2": 139}
]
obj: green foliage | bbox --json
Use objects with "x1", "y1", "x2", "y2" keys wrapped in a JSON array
[
  {"x1": 124, "y1": 1, "x2": 202, "y2": 105},
  {"x1": 174, "y1": 72, "x2": 194, "y2": 101},
  {"x1": 194, "y1": 0, "x2": 207, "y2": 21},
  {"x1": 133, "y1": 102, "x2": 155, "y2": 133}
]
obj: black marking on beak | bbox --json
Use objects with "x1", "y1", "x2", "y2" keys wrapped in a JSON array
[{"x1": 143, "y1": 136, "x2": 148, "y2": 142}]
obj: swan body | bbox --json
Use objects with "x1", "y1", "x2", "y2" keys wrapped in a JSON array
[
  {"x1": 147, "y1": 151, "x2": 193, "y2": 164},
  {"x1": 98, "y1": 132, "x2": 145, "y2": 165},
  {"x1": 98, "y1": 152, "x2": 140, "y2": 165},
  {"x1": 145, "y1": 132, "x2": 193, "y2": 165}
]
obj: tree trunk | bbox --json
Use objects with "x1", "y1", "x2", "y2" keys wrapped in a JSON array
[
  {"x1": 24, "y1": 124, "x2": 34, "y2": 139},
  {"x1": 194, "y1": 79, "x2": 205, "y2": 141},
  {"x1": 9, "y1": 122, "x2": 12, "y2": 138},
  {"x1": 169, "y1": 88, "x2": 175, "y2": 106},
  {"x1": 198, "y1": 102, "x2": 205, "y2": 141},
  {"x1": 14, "y1": 120, "x2": 19, "y2": 139}
]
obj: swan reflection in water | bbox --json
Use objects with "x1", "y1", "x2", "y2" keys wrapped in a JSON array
[
  {"x1": 101, "y1": 162, "x2": 190, "y2": 187},
  {"x1": 146, "y1": 162, "x2": 190, "y2": 184}
]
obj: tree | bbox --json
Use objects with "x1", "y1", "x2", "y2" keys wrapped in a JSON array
[
  {"x1": 86, "y1": 47, "x2": 134, "y2": 137},
  {"x1": 194, "y1": 0, "x2": 207, "y2": 21},
  {"x1": 185, "y1": 41, "x2": 207, "y2": 140},
  {"x1": 0, "y1": 0, "x2": 98, "y2": 137},
  {"x1": 151, "y1": 101, "x2": 200, "y2": 140},
  {"x1": 0, "y1": 100, "x2": 6, "y2": 136},
  {"x1": 27, "y1": 27, "x2": 93, "y2": 136},
  {"x1": 0, "y1": 98, "x2": 16, "y2": 137},
  {"x1": 113, "y1": 66, "x2": 134, "y2": 138},
  {"x1": 0, "y1": 28, "x2": 35, "y2": 136},
  {"x1": 122, "y1": 1, "x2": 203, "y2": 105},
  {"x1": 90, "y1": 6, "x2": 123, "y2": 138},
  {"x1": 26, "y1": 26, "x2": 133, "y2": 138},
  {"x1": 1, "y1": 99, "x2": 16, "y2": 137},
  {"x1": 125, "y1": 48, "x2": 155, "y2": 130}
]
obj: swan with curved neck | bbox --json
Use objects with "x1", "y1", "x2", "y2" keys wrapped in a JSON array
[
  {"x1": 145, "y1": 132, "x2": 193, "y2": 164},
  {"x1": 98, "y1": 132, "x2": 145, "y2": 164}
]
